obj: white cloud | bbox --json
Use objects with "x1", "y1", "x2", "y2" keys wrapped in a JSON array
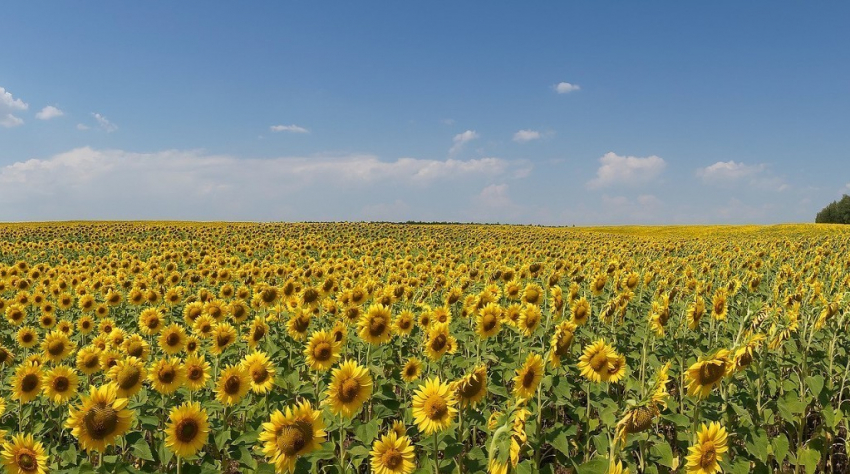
[
  {"x1": 36, "y1": 105, "x2": 64, "y2": 120},
  {"x1": 0, "y1": 86, "x2": 28, "y2": 128},
  {"x1": 555, "y1": 82, "x2": 580, "y2": 94},
  {"x1": 587, "y1": 152, "x2": 666, "y2": 189},
  {"x1": 0, "y1": 147, "x2": 525, "y2": 220},
  {"x1": 76, "y1": 124, "x2": 90, "y2": 131},
  {"x1": 449, "y1": 130, "x2": 478, "y2": 154},
  {"x1": 92, "y1": 113, "x2": 117, "y2": 132},
  {"x1": 270, "y1": 124, "x2": 309, "y2": 134},
  {"x1": 513, "y1": 129, "x2": 541, "y2": 143},
  {"x1": 697, "y1": 160, "x2": 788, "y2": 191}
]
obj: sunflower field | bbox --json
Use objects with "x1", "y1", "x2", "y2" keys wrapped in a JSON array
[{"x1": 0, "y1": 222, "x2": 848, "y2": 474}]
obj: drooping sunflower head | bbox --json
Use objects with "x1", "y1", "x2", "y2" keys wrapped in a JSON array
[
  {"x1": 615, "y1": 404, "x2": 659, "y2": 446},
  {"x1": 304, "y1": 330, "x2": 341, "y2": 372},
  {"x1": 210, "y1": 322, "x2": 237, "y2": 355},
  {"x1": 411, "y1": 377, "x2": 458, "y2": 435},
  {"x1": 548, "y1": 320, "x2": 576, "y2": 368},
  {"x1": 325, "y1": 360, "x2": 373, "y2": 418}
]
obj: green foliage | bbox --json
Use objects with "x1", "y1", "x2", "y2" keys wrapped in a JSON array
[{"x1": 815, "y1": 194, "x2": 850, "y2": 223}]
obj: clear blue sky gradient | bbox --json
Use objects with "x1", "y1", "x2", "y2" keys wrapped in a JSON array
[{"x1": 1, "y1": 2, "x2": 848, "y2": 223}]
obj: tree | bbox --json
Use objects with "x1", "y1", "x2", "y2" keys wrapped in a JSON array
[{"x1": 816, "y1": 195, "x2": 850, "y2": 224}]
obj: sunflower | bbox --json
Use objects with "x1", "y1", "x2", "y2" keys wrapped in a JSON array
[
  {"x1": 243, "y1": 351, "x2": 276, "y2": 394},
  {"x1": 138, "y1": 308, "x2": 164, "y2": 335},
  {"x1": 40, "y1": 331, "x2": 73, "y2": 363},
  {"x1": 687, "y1": 296, "x2": 706, "y2": 330},
  {"x1": 570, "y1": 298, "x2": 591, "y2": 326},
  {"x1": 518, "y1": 305, "x2": 542, "y2": 337},
  {"x1": 0, "y1": 347, "x2": 13, "y2": 367},
  {"x1": 184, "y1": 354, "x2": 211, "y2": 391},
  {"x1": 370, "y1": 431, "x2": 416, "y2": 474},
  {"x1": 411, "y1": 377, "x2": 457, "y2": 435},
  {"x1": 549, "y1": 320, "x2": 576, "y2": 367},
  {"x1": 359, "y1": 304, "x2": 393, "y2": 345},
  {"x1": 259, "y1": 400, "x2": 326, "y2": 473},
  {"x1": 685, "y1": 422, "x2": 728, "y2": 474},
  {"x1": 16, "y1": 327, "x2": 38, "y2": 349},
  {"x1": 210, "y1": 322, "x2": 237, "y2": 355},
  {"x1": 41, "y1": 365, "x2": 79, "y2": 404},
  {"x1": 325, "y1": 360, "x2": 372, "y2": 418},
  {"x1": 184, "y1": 335, "x2": 201, "y2": 354},
  {"x1": 215, "y1": 364, "x2": 250, "y2": 406},
  {"x1": 685, "y1": 349, "x2": 732, "y2": 399},
  {"x1": 286, "y1": 310, "x2": 312, "y2": 341},
  {"x1": 1, "y1": 433, "x2": 48, "y2": 474},
  {"x1": 476, "y1": 303, "x2": 502, "y2": 339},
  {"x1": 606, "y1": 352, "x2": 628, "y2": 383},
  {"x1": 453, "y1": 365, "x2": 488, "y2": 407},
  {"x1": 393, "y1": 310, "x2": 415, "y2": 337},
  {"x1": 513, "y1": 353, "x2": 544, "y2": 399},
  {"x1": 424, "y1": 323, "x2": 456, "y2": 361},
  {"x1": 615, "y1": 404, "x2": 659, "y2": 445},
  {"x1": 165, "y1": 402, "x2": 210, "y2": 458},
  {"x1": 108, "y1": 357, "x2": 147, "y2": 398},
  {"x1": 245, "y1": 316, "x2": 268, "y2": 349},
  {"x1": 521, "y1": 283, "x2": 543, "y2": 306},
  {"x1": 401, "y1": 357, "x2": 423, "y2": 383},
  {"x1": 76, "y1": 346, "x2": 102, "y2": 375},
  {"x1": 122, "y1": 334, "x2": 150, "y2": 361},
  {"x1": 710, "y1": 289, "x2": 728, "y2": 321},
  {"x1": 304, "y1": 330, "x2": 341, "y2": 372},
  {"x1": 159, "y1": 324, "x2": 187, "y2": 355},
  {"x1": 11, "y1": 362, "x2": 42, "y2": 404},
  {"x1": 99, "y1": 349, "x2": 122, "y2": 371},
  {"x1": 577, "y1": 339, "x2": 616, "y2": 383},
  {"x1": 149, "y1": 357, "x2": 186, "y2": 395},
  {"x1": 38, "y1": 313, "x2": 55, "y2": 330},
  {"x1": 651, "y1": 362, "x2": 672, "y2": 408},
  {"x1": 66, "y1": 384, "x2": 133, "y2": 452},
  {"x1": 77, "y1": 315, "x2": 95, "y2": 334},
  {"x1": 5, "y1": 304, "x2": 26, "y2": 326},
  {"x1": 732, "y1": 333, "x2": 765, "y2": 372},
  {"x1": 609, "y1": 460, "x2": 630, "y2": 474}
]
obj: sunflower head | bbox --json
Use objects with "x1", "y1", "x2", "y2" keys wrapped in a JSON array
[
  {"x1": 165, "y1": 401, "x2": 210, "y2": 458},
  {"x1": 411, "y1": 377, "x2": 458, "y2": 435},
  {"x1": 325, "y1": 360, "x2": 373, "y2": 418},
  {"x1": 1, "y1": 433, "x2": 48, "y2": 474}
]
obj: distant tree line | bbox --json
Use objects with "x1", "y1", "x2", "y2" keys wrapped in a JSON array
[{"x1": 816, "y1": 195, "x2": 850, "y2": 224}]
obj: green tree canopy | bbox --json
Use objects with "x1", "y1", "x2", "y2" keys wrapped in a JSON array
[{"x1": 816, "y1": 194, "x2": 850, "y2": 223}]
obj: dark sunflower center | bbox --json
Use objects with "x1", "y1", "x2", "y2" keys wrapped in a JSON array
[
  {"x1": 188, "y1": 366, "x2": 203, "y2": 381},
  {"x1": 261, "y1": 289, "x2": 278, "y2": 303},
  {"x1": 159, "y1": 367, "x2": 176, "y2": 384},
  {"x1": 16, "y1": 451, "x2": 37, "y2": 471},
  {"x1": 118, "y1": 367, "x2": 141, "y2": 389},
  {"x1": 175, "y1": 418, "x2": 199, "y2": 443},
  {"x1": 52, "y1": 376, "x2": 70, "y2": 392},
  {"x1": 84, "y1": 355, "x2": 100, "y2": 368},
  {"x1": 127, "y1": 343, "x2": 144, "y2": 358},
  {"x1": 608, "y1": 359, "x2": 622, "y2": 375},
  {"x1": 431, "y1": 334, "x2": 447, "y2": 352},
  {"x1": 381, "y1": 448, "x2": 403, "y2": 469},
  {"x1": 398, "y1": 318, "x2": 411, "y2": 330},
  {"x1": 278, "y1": 421, "x2": 313, "y2": 456},
  {"x1": 83, "y1": 404, "x2": 119, "y2": 439},
  {"x1": 526, "y1": 290, "x2": 540, "y2": 304},
  {"x1": 700, "y1": 443, "x2": 717, "y2": 467},
  {"x1": 147, "y1": 319, "x2": 160, "y2": 330},
  {"x1": 628, "y1": 407, "x2": 655, "y2": 432},
  {"x1": 313, "y1": 342, "x2": 332, "y2": 361},
  {"x1": 166, "y1": 333, "x2": 180, "y2": 346},
  {"x1": 251, "y1": 366, "x2": 269, "y2": 384},
  {"x1": 252, "y1": 326, "x2": 266, "y2": 341},
  {"x1": 590, "y1": 351, "x2": 609, "y2": 372},
  {"x1": 575, "y1": 307, "x2": 587, "y2": 320},
  {"x1": 459, "y1": 375, "x2": 484, "y2": 399},
  {"x1": 338, "y1": 378, "x2": 360, "y2": 403},
  {"x1": 713, "y1": 300, "x2": 724, "y2": 315},
  {"x1": 293, "y1": 317, "x2": 309, "y2": 332},
  {"x1": 21, "y1": 373, "x2": 39, "y2": 393},
  {"x1": 405, "y1": 364, "x2": 418, "y2": 377},
  {"x1": 22, "y1": 333, "x2": 33, "y2": 343},
  {"x1": 303, "y1": 289, "x2": 319, "y2": 304},
  {"x1": 216, "y1": 334, "x2": 232, "y2": 347},
  {"x1": 522, "y1": 368, "x2": 537, "y2": 388},
  {"x1": 47, "y1": 340, "x2": 65, "y2": 356},
  {"x1": 482, "y1": 314, "x2": 497, "y2": 331},
  {"x1": 698, "y1": 362, "x2": 726, "y2": 385},
  {"x1": 368, "y1": 316, "x2": 387, "y2": 337},
  {"x1": 425, "y1": 395, "x2": 448, "y2": 420},
  {"x1": 224, "y1": 375, "x2": 241, "y2": 394}
]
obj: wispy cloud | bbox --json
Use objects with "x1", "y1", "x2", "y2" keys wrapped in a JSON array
[
  {"x1": 587, "y1": 152, "x2": 666, "y2": 189},
  {"x1": 513, "y1": 129, "x2": 541, "y2": 143},
  {"x1": 0, "y1": 86, "x2": 28, "y2": 128},
  {"x1": 449, "y1": 130, "x2": 478, "y2": 154},
  {"x1": 92, "y1": 113, "x2": 117, "y2": 132},
  {"x1": 270, "y1": 124, "x2": 309, "y2": 133},
  {"x1": 697, "y1": 160, "x2": 788, "y2": 192}
]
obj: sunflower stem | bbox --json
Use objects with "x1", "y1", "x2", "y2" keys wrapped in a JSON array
[
  {"x1": 433, "y1": 431, "x2": 440, "y2": 474},
  {"x1": 176, "y1": 456, "x2": 181, "y2": 474}
]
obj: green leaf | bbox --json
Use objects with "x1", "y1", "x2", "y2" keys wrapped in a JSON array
[
  {"x1": 255, "y1": 463, "x2": 277, "y2": 474},
  {"x1": 576, "y1": 457, "x2": 609, "y2": 474},
  {"x1": 772, "y1": 434, "x2": 789, "y2": 464},
  {"x1": 516, "y1": 460, "x2": 536, "y2": 474},
  {"x1": 132, "y1": 437, "x2": 155, "y2": 462},
  {"x1": 805, "y1": 375, "x2": 824, "y2": 398},
  {"x1": 798, "y1": 447, "x2": 820, "y2": 473},
  {"x1": 650, "y1": 441, "x2": 674, "y2": 468},
  {"x1": 747, "y1": 429, "x2": 769, "y2": 461}
]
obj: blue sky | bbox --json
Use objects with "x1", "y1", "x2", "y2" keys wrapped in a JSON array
[{"x1": 1, "y1": 2, "x2": 848, "y2": 224}]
